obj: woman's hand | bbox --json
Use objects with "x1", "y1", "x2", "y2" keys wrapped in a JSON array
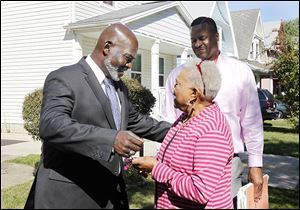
[{"x1": 132, "y1": 156, "x2": 158, "y2": 173}]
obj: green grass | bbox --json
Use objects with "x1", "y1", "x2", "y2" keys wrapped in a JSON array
[
  {"x1": 127, "y1": 176, "x2": 155, "y2": 209},
  {"x1": 269, "y1": 186, "x2": 299, "y2": 209},
  {"x1": 5, "y1": 154, "x2": 40, "y2": 167},
  {"x1": 1, "y1": 179, "x2": 299, "y2": 209},
  {"x1": 263, "y1": 119, "x2": 299, "y2": 157},
  {"x1": 1, "y1": 180, "x2": 33, "y2": 209}
]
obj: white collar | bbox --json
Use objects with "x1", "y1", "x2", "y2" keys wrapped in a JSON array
[{"x1": 85, "y1": 55, "x2": 106, "y2": 85}]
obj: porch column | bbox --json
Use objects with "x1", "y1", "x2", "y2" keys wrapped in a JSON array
[
  {"x1": 270, "y1": 71, "x2": 274, "y2": 94},
  {"x1": 180, "y1": 47, "x2": 188, "y2": 64},
  {"x1": 151, "y1": 39, "x2": 160, "y2": 118}
]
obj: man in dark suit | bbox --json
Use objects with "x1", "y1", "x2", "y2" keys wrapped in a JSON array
[{"x1": 24, "y1": 23, "x2": 171, "y2": 209}]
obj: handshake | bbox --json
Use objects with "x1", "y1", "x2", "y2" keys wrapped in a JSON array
[{"x1": 113, "y1": 130, "x2": 144, "y2": 158}]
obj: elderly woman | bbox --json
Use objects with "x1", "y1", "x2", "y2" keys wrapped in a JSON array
[{"x1": 132, "y1": 60, "x2": 233, "y2": 209}]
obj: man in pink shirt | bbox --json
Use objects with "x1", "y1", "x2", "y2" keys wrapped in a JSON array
[{"x1": 161, "y1": 17, "x2": 264, "y2": 208}]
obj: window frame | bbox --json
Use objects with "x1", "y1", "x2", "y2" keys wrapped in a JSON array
[
  {"x1": 159, "y1": 57, "x2": 165, "y2": 87},
  {"x1": 130, "y1": 54, "x2": 142, "y2": 84}
]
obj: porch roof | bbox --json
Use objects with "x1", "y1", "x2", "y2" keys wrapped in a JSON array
[
  {"x1": 242, "y1": 59, "x2": 273, "y2": 74},
  {"x1": 64, "y1": 1, "x2": 196, "y2": 55},
  {"x1": 65, "y1": 1, "x2": 192, "y2": 29}
]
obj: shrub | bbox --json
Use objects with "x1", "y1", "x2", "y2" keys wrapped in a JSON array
[
  {"x1": 121, "y1": 76, "x2": 156, "y2": 115},
  {"x1": 22, "y1": 76, "x2": 156, "y2": 141},
  {"x1": 22, "y1": 88, "x2": 43, "y2": 141}
]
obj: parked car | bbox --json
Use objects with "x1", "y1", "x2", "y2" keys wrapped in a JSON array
[
  {"x1": 274, "y1": 99, "x2": 291, "y2": 119},
  {"x1": 257, "y1": 88, "x2": 277, "y2": 121}
]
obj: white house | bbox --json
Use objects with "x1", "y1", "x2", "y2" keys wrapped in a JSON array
[{"x1": 1, "y1": 1, "x2": 237, "y2": 134}]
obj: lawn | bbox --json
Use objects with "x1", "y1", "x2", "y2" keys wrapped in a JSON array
[
  {"x1": 1, "y1": 119, "x2": 299, "y2": 209},
  {"x1": 2, "y1": 178, "x2": 299, "y2": 209},
  {"x1": 263, "y1": 119, "x2": 299, "y2": 157},
  {"x1": 1, "y1": 181, "x2": 32, "y2": 209},
  {"x1": 5, "y1": 154, "x2": 40, "y2": 167},
  {"x1": 127, "y1": 176, "x2": 155, "y2": 209}
]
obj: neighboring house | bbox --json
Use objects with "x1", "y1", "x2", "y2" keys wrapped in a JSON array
[
  {"x1": 263, "y1": 20, "x2": 284, "y2": 95},
  {"x1": 230, "y1": 9, "x2": 274, "y2": 93},
  {"x1": 1, "y1": 1, "x2": 237, "y2": 134},
  {"x1": 264, "y1": 20, "x2": 283, "y2": 62}
]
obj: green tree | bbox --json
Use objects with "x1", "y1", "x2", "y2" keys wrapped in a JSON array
[
  {"x1": 272, "y1": 18, "x2": 299, "y2": 130},
  {"x1": 283, "y1": 18, "x2": 299, "y2": 47}
]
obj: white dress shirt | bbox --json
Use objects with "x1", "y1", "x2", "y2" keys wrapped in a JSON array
[
  {"x1": 85, "y1": 55, "x2": 121, "y2": 111},
  {"x1": 161, "y1": 53, "x2": 264, "y2": 167}
]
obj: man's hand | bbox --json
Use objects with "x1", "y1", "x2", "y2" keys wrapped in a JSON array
[
  {"x1": 132, "y1": 156, "x2": 158, "y2": 173},
  {"x1": 114, "y1": 131, "x2": 144, "y2": 157},
  {"x1": 248, "y1": 167, "x2": 263, "y2": 202}
]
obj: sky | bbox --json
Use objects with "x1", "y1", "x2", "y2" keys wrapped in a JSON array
[{"x1": 228, "y1": 1, "x2": 299, "y2": 22}]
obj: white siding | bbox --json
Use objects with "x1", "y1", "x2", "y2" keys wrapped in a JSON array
[
  {"x1": 115, "y1": 1, "x2": 139, "y2": 9},
  {"x1": 181, "y1": 1, "x2": 213, "y2": 18},
  {"x1": 115, "y1": 1, "x2": 157, "y2": 9},
  {"x1": 1, "y1": 1, "x2": 74, "y2": 129},
  {"x1": 74, "y1": 1, "x2": 146, "y2": 18},
  {"x1": 128, "y1": 8, "x2": 190, "y2": 47},
  {"x1": 81, "y1": 36, "x2": 97, "y2": 56},
  {"x1": 74, "y1": 1, "x2": 114, "y2": 22}
]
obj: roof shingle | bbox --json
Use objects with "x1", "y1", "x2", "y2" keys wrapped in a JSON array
[{"x1": 230, "y1": 9, "x2": 260, "y2": 59}]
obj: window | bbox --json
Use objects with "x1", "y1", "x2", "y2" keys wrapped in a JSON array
[
  {"x1": 103, "y1": 1, "x2": 113, "y2": 6},
  {"x1": 251, "y1": 42, "x2": 255, "y2": 59},
  {"x1": 159, "y1": 57, "x2": 164, "y2": 87},
  {"x1": 256, "y1": 43, "x2": 259, "y2": 59},
  {"x1": 131, "y1": 54, "x2": 141, "y2": 84}
]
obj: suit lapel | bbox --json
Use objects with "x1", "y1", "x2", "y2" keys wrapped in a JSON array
[{"x1": 79, "y1": 58, "x2": 117, "y2": 130}]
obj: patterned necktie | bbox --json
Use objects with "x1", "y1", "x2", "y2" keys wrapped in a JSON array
[{"x1": 103, "y1": 78, "x2": 121, "y2": 130}]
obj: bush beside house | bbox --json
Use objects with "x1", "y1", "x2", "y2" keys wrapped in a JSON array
[
  {"x1": 22, "y1": 88, "x2": 43, "y2": 141},
  {"x1": 121, "y1": 76, "x2": 156, "y2": 116}
]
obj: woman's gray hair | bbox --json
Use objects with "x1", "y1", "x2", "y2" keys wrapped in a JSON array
[{"x1": 183, "y1": 58, "x2": 221, "y2": 101}]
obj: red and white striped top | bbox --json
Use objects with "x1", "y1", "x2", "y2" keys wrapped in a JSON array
[{"x1": 152, "y1": 103, "x2": 233, "y2": 209}]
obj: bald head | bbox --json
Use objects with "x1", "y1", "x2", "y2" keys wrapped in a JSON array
[
  {"x1": 94, "y1": 23, "x2": 138, "y2": 53},
  {"x1": 91, "y1": 23, "x2": 138, "y2": 81}
]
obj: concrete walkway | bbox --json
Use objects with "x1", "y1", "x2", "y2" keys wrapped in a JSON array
[
  {"x1": 239, "y1": 152, "x2": 299, "y2": 190},
  {"x1": 1, "y1": 133, "x2": 42, "y2": 189},
  {"x1": 1, "y1": 132, "x2": 299, "y2": 191}
]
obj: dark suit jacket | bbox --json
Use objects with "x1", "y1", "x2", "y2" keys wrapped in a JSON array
[{"x1": 25, "y1": 57, "x2": 170, "y2": 209}]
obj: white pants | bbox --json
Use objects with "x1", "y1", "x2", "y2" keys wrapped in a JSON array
[{"x1": 231, "y1": 156, "x2": 244, "y2": 197}]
